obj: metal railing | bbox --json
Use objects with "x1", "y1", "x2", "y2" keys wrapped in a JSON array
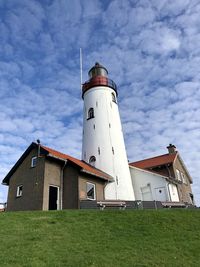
[{"x1": 82, "y1": 76, "x2": 118, "y2": 96}]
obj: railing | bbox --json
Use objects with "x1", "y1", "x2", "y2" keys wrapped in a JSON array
[{"x1": 82, "y1": 76, "x2": 118, "y2": 96}]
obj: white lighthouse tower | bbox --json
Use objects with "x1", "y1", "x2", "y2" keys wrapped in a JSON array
[{"x1": 82, "y1": 63, "x2": 135, "y2": 201}]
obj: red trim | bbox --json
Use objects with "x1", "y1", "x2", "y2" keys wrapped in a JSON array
[{"x1": 82, "y1": 76, "x2": 117, "y2": 97}]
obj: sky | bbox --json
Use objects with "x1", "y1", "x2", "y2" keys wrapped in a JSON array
[{"x1": 0, "y1": 0, "x2": 200, "y2": 206}]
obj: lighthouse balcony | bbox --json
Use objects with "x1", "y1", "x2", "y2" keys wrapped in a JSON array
[{"x1": 82, "y1": 76, "x2": 118, "y2": 97}]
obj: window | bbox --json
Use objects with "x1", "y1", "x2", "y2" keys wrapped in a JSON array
[
  {"x1": 86, "y1": 182, "x2": 96, "y2": 200},
  {"x1": 31, "y1": 156, "x2": 37, "y2": 167},
  {"x1": 112, "y1": 147, "x2": 114, "y2": 154},
  {"x1": 176, "y1": 169, "x2": 182, "y2": 181},
  {"x1": 16, "y1": 185, "x2": 23, "y2": 197},
  {"x1": 181, "y1": 172, "x2": 187, "y2": 184},
  {"x1": 111, "y1": 92, "x2": 117, "y2": 103},
  {"x1": 89, "y1": 156, "x2": 96, "y2": 166},
  {"x1": 87, "y1": 108, "x2": 94, "y2": 120}
]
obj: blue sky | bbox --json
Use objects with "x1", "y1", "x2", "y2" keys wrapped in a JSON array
[{"x1": 0, "y1": 0, "x2": 200, "y2": 205}]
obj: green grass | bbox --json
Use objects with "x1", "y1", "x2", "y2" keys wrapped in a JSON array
[{"x1": 0, "y1": 209, "x2": 200, "y2": 267}]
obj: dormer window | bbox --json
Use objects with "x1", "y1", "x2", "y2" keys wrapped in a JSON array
[
  {"x1": 111, "y1": 92, "x2": 117, "y2": 103},
  {"x1": 89, "y1": 156, "x2": 96, "y2": 166},
  {"x1": 87, "y1": 108, "x2": 94, "y2": 120},
  {"x1": 31, "y1": 156, "x2": 37, "y2": 167}
]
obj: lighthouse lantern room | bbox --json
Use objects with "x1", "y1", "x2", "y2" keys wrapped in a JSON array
[{"x1": 82, "y1": 63, "x2": 135, "y2": 201}]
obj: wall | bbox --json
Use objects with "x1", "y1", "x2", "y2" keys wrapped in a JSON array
[
  {"x1": 63, "y1": 163, "x2": 79, "y2": 209},
  {"x1": 79, "y1": 173, "x2": 105, "y2": 202},
  {"x1": 130, "y1": 166, "x2": 172, "y2": 202},
  {"x1": 42, "y1": 158, "x2": 62, "y2": 210},
  {"x1": 7, "y1": 148, "x2": 45, "y2": 211},
  {"x1": 173, "y1": 156, "x2": 193, "y2": 204}
]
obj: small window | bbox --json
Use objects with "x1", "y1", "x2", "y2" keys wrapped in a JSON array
[
  {"x1": 181, "y1": 172, "x2": 187, "y2": 184},
  {"x1": 87, "y1": 108, "x2": 94, "y2": 120},
  {"x1": 112, "y1": 147, "x2": 114, "y2": 154},
  {"x1": 89, "y1": 156, "x2": 96, "y2": 166},
  {"x1": 111, "y1": 92, "x2": 117, "y2": 103},
  {"x1": 31, "y1": 156, "x2": 37, "y2": 167},
  {"x1": 176, "y1": 169, "x2": 182, "y2": 181},
  {"x1": 86, "y1": 182, "x2": 96, "y2": 200},
  {"x1": 16, "y1": 185, "x2": 23, "y2": 197}
]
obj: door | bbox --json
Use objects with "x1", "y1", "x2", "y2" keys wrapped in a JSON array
[
  {"x1": 141, "y1": 185, "x2": 153, "y2": 201},
  {"x1": 155, "y1": 187, "x2": 167, "y2": 201},
  {"x1": 168, "y1": 184, "x2": 179, "y2": 202},
  {"x1": 49, "y1": 186, "x2": 59, "y2": 210}
]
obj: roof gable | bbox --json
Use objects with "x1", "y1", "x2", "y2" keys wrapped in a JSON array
[
  {"x1": 2, "y1": 143, "x2": 38, "y2": 185},
  {"x1": 174, "y1": 154, "x2": 193, "y2": 183}
]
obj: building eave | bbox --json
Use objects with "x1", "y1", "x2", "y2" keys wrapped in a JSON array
[{"x1": 81, "y1": 169, "x2": 114, "y2": 182}]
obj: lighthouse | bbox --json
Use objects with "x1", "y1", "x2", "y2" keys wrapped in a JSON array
[{"x1": 82, "y1": 63, "x2": 135, "y2": 200}]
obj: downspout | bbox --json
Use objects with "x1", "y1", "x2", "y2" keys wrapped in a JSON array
[{"x1": 60, "y1": 160, "x2": 67, "y2": 210}]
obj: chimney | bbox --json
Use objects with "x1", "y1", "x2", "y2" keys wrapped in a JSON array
[{"x1": 167, "y1": 144, "x2": 176, "y2": 154}]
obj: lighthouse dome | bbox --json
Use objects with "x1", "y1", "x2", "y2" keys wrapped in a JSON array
[
  {"x1": 82, "y1": 62, "x2": 117, "y2": 98},
  {"x1": 88, "y1": 62, "x2": 108, "y2": 78}
]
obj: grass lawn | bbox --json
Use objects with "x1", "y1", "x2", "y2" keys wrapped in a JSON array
[{"x1": 0, "y1": 209, "x2": 200, "y2": 267}]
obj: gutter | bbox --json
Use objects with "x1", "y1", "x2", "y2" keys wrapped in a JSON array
[{"x1": 80, "y1": 169, "x2": 114, "y2": 182}]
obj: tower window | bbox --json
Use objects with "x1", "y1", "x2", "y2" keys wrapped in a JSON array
[
  {"x1": 98, "y1": 147, "x2": 100, "y2": 155},
  {"x1": 87, "y1": 108, "x2": 94, "y2": 120},
  {"x1": 89, "y1": 156, "x2": 96, "y2": 166},
  {"x1": 111, "y1": 92, "x2": 117, "y2": 103}
]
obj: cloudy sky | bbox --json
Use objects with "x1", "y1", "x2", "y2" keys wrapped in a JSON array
[{"x1": 0, "y1": 0, "x2": 200, "y2": 205}]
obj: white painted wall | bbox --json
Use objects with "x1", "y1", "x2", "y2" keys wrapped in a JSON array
[
  {"x1": 82, "y1": 86, "x2": 135, "y2": 200},
  {"x1": 130, "y1": 166, "x2": 179, "y2": 202}
]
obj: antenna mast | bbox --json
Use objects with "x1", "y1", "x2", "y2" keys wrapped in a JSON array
[{"x1": 80, "y1": 48, "x2": 83, "y2": 90}]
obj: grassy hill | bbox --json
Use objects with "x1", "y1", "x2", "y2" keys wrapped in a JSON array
[{"x1": 0, "y1": 209, "x2": 200, "y2": 267}]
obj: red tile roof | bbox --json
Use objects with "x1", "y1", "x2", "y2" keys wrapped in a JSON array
[
  {"x1": 130, "y1": 152, "x2": 177, "y2": 169},
  {"x1": 41, "y1": 145, "x2": 113, "y2": 181}
]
